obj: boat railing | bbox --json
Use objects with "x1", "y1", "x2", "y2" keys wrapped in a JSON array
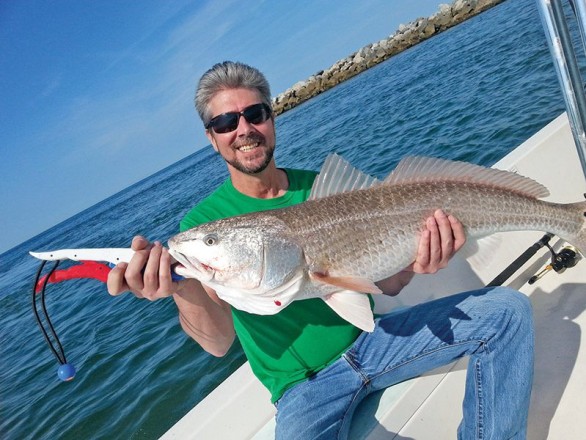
[{"x1": 538, "y1": 0, "x2": 586, "y2": 182}]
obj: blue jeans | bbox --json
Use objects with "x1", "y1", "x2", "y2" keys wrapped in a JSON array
[{"x1": 275, "y1": 287, "x2": 534, "y2": 439}]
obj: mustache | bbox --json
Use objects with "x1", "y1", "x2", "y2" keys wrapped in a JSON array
[{"x1": 233, "y1": 133, "x2": 265, "y2": 148}]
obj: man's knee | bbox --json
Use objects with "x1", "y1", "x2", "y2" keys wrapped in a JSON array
[{"x1": 488, "y1": 287, "x2": 532, "y2": 317}]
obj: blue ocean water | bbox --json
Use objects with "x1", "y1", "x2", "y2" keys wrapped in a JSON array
[{"x1": 0, "y1": 0, "x2": 574, "y2": 438}]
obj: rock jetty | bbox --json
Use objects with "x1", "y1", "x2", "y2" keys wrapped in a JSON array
[{"x1": 272, "y1": 0, "x2": 506, "y2": 115}]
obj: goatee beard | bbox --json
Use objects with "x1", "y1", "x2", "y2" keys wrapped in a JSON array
[
  {"x1": 224, "y1": 134, "x2": 274, "y2": 174},
  {"x1": 227, "y1": 147, "x2": 274, "y2": 175}
]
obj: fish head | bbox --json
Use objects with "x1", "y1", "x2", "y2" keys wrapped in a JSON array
[
  {"x1": 168, "y1": 220, "x2": 266, "y2": 290},
  {"x1": 167, "y1": 216, "x2": 305, "y2": 307}
]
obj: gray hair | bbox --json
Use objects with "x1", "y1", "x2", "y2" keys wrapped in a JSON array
[{"x1": 195, "y1": 61, "x2": 272, "y2": 126}]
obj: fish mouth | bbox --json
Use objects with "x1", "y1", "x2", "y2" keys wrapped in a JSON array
[{"x1": 168, "y1": 249, "x2": 214, "y2": 281}]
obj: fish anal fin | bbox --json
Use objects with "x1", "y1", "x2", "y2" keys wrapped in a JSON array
[
  {"x1": 310, "y1": 271, "x2": 382, "y2": 294},
  {"x1": 323, "y1": 291, "x2": 375, "y2": 332}
]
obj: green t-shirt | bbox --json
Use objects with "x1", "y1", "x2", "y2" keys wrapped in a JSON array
[{"x1": 180, "y1": 168, "x2": 362, "y2": 402}]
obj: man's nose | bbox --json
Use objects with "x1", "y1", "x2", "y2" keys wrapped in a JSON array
[{"x1": 235, "y1": 114, "x2": 255, "y2": 136}]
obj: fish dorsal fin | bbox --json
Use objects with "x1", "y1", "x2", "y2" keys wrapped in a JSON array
[
  {"x1": 309, "y1": 153, "x2": 381, "y2": 200},
  {"x1": 384, "y1": 156, "x2": 550, "y2": 198}
]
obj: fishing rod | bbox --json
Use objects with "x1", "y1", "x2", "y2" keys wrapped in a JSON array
[{"x1": 486, "y1": 233, "x2": 580, "y2": 287}]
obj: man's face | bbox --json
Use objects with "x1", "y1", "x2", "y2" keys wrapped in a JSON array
[{"x1": 205, "y1": 88, "x2": 276, "y2": 175}]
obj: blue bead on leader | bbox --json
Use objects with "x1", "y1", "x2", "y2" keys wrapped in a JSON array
[{"x1": 57, "y1": 363, "x2": 76, "y2": 381}]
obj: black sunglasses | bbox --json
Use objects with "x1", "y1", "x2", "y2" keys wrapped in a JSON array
[{"x1": 205, "y1": 103, "x2": 272, "y2": 134}]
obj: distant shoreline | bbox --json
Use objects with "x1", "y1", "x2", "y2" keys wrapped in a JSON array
[{"x1": 272, "y1": 0, "x2": 506, "y2": 115}]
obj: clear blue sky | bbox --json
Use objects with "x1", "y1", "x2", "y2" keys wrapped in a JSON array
[{"x1": 1, "y1": 0, "x2": 445, "y2": 254}]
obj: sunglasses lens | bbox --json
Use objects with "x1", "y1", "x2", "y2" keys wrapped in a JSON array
[
  {"x1": 210, "y1": 114, "x2": 239, "y2": 134},
  {"x1": 208, "y1": 103, "x2": 271, "y2": 133},
  {"x1": 243, "y1": 104, "x2": 268, "y2": 124}
]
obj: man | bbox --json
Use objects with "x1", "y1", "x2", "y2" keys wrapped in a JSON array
[{"x1": 108, "y1": 61, "x2": 534, "y2": 439}]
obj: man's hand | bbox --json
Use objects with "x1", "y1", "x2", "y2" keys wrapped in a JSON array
[
  {"x1": 411, "y1": 209, "x2": 466, "y2": 274},
  {"x1": 107, "y1": 235, "x2": 178, "y2": 300},
  {"x1": 107, "y1": 236, "x2": 235, "y2": 355}
]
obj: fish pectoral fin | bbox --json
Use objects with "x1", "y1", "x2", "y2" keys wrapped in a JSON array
[
  {"x1": 323, "y1": 291, "x2": 375, "y2": 332},
  {"x1": 309, "y1": 271, "x2": 382, "y2": 294}
]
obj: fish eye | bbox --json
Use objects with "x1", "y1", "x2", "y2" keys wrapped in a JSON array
[{"x1": 203, "y1": 234, "x2": 218, "y2": 246}]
